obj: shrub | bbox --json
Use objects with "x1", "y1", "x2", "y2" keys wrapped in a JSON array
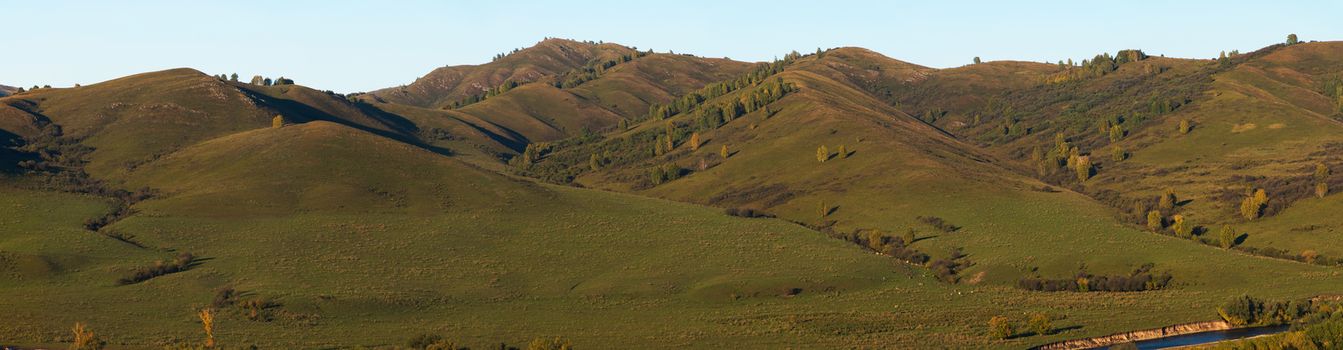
[
  {"x1": 1028, "y1": 313, "x2": 1052, "y2": 336},
  {"x1": 1218, "y1": 295, "x2": 1266, "y2": 326},
  {"x1": 724, "y1": 207, "x2": 773, "y2": 218},
  {"x1": 71, "y1": 322, "x2": 105, "y2": 350},
  {"x1": 527, "y1": 337, "x2": 574, "y2": 350},
  {"x1": 988, "y1": 315, "x2": 1014, "y2": 340},
  {"x1": 816, "y1": 145, "x2": 828, "y2": 162},
  {"x1": 916, "y1": 216, "x2": 961, "y2": 233},
  {"x1": 272, "y1": 115, "x2": 286, "y2": 128},
  {"x1": 117, "y1": 252, "x2": 195, "y2": 285},
  {"x1": 1146, "y1": 210, "x2": 1164, "y2": 232}
]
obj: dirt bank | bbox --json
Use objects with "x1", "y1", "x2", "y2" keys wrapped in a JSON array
[{"x1": 1032, "y1": 320, "x2": 1232, "y2": 350}]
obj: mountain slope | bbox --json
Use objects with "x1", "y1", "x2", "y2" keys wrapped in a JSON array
[{"x1": 367, "y1": 38, "x2": 640, "y2": 108}]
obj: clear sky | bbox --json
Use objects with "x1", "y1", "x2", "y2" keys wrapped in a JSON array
[{"x1": 3, "y1": 0, "x2": 1340, "y2": 93}]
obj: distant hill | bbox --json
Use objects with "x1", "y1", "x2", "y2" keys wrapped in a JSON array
[{"x1": 0, "y1": 84, "x2": 14, "y2": 97}]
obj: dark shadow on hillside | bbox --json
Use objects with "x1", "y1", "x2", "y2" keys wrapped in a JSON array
[{"x1": 233, "y1": 85, "x2": 456, "y2": 157}]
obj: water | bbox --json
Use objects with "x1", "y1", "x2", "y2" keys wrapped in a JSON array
[{"x1": 1101, "y1": 325, "x2": 1291, "y2": 349}]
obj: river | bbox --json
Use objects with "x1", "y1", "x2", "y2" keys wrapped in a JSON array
[{"x1": 1106, "y1": 324, "x2": 1290, "y2": 349}]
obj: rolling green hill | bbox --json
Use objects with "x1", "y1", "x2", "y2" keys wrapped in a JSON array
[{"x1": 4, "y1": 38, "x2": 1343, "y2": 349}]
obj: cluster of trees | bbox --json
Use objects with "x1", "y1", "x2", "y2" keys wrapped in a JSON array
[
  {"x1": 834, "y1": 228, "x2": 930, "y2": 266},
  {"x1": 117, "y1": 252, "x2": 196, "y2": 285},
  {"x1": 645, "y1": 52, "x2": 800, "y2": 122},
  {"x1": 449, "y1": 79, "x2": 520, "y2": 109},
  {"x1": 1031, "y1": 133, "x2": 1096, "y2": 182},
  {"x1": 815, "y1": 144, "x2": 851, "y2": 162},
  {"x1": 986, "y1": 313, "x2": 1054, "y2": 340},
  {"x1": 1239, "y1": 188, "x2": 1269, "y2": 220},
  {"x1": 1218, "y1": 295, "x2": 1312, "y2": 327},
  {"x1": 647, "y1": 163, "x2": 684, "y2": 185},
  {"x1": 510, "y1": 143, "x2": 547, "y2": 168},
  {"x1": 1046, "y1": 50, "x2": 1146, "y2": 84},
  {"x1": 1018, "y1": 263, "x2": 1172, "y2": 292},
  {"x1": 553, "y1": 52, "x2": 647, "y2": 89},
  {"x1": 689, "y1": 78, "x2": 796, "y2": 131},
  {"x1": 245, "y1": 75, "x2": 293, "y2": 86}
]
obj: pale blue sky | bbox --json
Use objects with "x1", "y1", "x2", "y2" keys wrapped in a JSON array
[{"x1": 2, "y1": 0, "x2": 1340, "y2": 93}]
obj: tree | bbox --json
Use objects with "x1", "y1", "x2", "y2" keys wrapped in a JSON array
[
  {"x1": 903, "y1": 228, "x2": 916, "y2": 246},
  {"x1": 1111, "y1": 147, "x2": 1126, "y2": 162},
  {"x1": 816, "y1": 145, "x2": 829, "y2": 162},
  {"x1": 229, "y1": 73, "x2": 238, "y2": 82},
  {"x1": 71, "y1": 322, "x2": 105, "y2": 350},
  {"x1": 1179, "y1": 120, "x2": 1192, "y2": 135},
  {"x1": 689, "y1": 132, "x2": 701, "y2": 151},
  {"x1": 263, "y1": 77, "x2": 273, "y2": 86},
  {"x1": 589, "y1": 154, "x2": 600, "y2": 171},
  {"x1": 720, "y1": 144, "x2": 729, "y2": 159},
  {"x1": 1218, "y1": 295, "x2": 1264, "y2": 326},
  {"x1": 1147, "y1": 211, "x2": 1164, "y2": 232},
  {"x1": 1287, "y1": 33, "x2": 1299, "y2": 45},
  {"x1": 987, "y1": 315, "x2": 1014, "y2": 340},
  {"x1": 200, "y1": 308, "x2": 216, "y2": 348},
  {"x1": 973, "y1": 56, "x2": 982, "y2": 64},
  {"x1": 250, "y1": 75, "x2": 264, "y2": 85},
  {"x1": 1171, "y1": 214, "x2": 1191, "y2": 238},
  {"x1": 1240, "y1": 188, "x2": 1267, "y2": 220},
  {"x1": 837, "y1": 145, "x2": 848, "y2": 159},
  {"x1": 1027, "y1": 313, "x2": 1052, "y2": 336},
  {"x1": 272, "y1": 115, "x2": 286, "y2": 128},
  {"x1": 618, "y1": 118, "x2": 628, "y2": 130},
  {"x1": 1158, "y1": 188, "x2": 1177, "y2": 212},
  {"x1": 1109, "y1": 125, "x2": 1123, "y2": 143},
  {"x1": 1315, "y1": 163, "x2": 1331, "y2": 198},
  {"x1": 1219, "y1": 225, "x2": 1237, "y2": 249},
  {"x1": 818, "y1": 200, "x2": 829, "y2": 218},
  {"x1": 1075, "y1": 155, "x2": 1092, "y2": 182}
]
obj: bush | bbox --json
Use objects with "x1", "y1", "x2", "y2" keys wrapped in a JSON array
[
  {"x1": 916, "y1": 216, "x2": 961, "y2": 233},
  {"x1": 1028, "y1": 313, "x2": 1052, "y2": 336},
  {"x1": 988, "y1": 315, "x2": 1014, "y2": 340},
  {"x1": 1018, "y1": 264, "x2": 1172, "y2": 292},
  {"x1": 724, "y1": 207, "x2": 773, "y2": 218},
  {"x1": 117, "y1": 252, "x2": 195, "y2": 285}
]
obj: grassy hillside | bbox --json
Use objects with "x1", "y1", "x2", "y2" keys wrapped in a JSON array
[
  {"x1": 366, "y1": 38, "x2": 641, "y2": 109},
  {"x1": 5, "y1": 38, "x2": 1343, "y2": 349}
]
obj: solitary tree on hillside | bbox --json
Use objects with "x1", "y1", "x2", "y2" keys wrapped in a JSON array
[
  {"x1": 689, "y1": 132, "x2": 701, "y2": 151},
  {"x1": 1111, "y1": 147, "x2": 1126, "y2": 162},
  {"x1": 973, "y1": 56, "x2": 982, "y2": 64},
  {"x1": 817, "y1": 145, "x2": 829, "y2": 163},
  {"x1": 1179, "y1": 120, "x2": 1192, "y2": 135},
  {"x1": 1028, "y1": 313, "x2": 1052, "y2": 336},
  {"x1": 987, "y1": 315, "x2": 1014, "y2": 340},
  {"x1": 229, "y1": 73, "x2": 238, "y2": 82},
  {"x1": 71, "y1": 322, "x2": 105, "y2": 350},
  {"x1": 200, "y1": 308, "x2": 216, "y2": 348},
  {"x1": 1219, "y1": 225, "x2": 1237, "y2": 249},
  {"x1": 250, "y1": 75, "x2": 264, "y2": 85},
  {"x1": 272, "y1": 115, "x2": 286, "y2": 128},
  {"x1": 838, "y1": 145, "x2": 848, "y2": 159},
  {"x1": 1109, "y1": 125, "x2": 1123, "y2": 143},
  {"x1": 263, "y1": 78, "x2": 273, "y2": 86},
  {"x1": 589, "y1": 154, "x2": 601, "y2": 172},
  {"x1": 1287, "y1": 33, "x2": 1299, "y2": 45},
  {"x1": 720, "y1": 144, "x2": 729, "y2": 159},
  {"x1": 1240, "y1": 188, "x2": 1268, "y2": 220},
  {"x1": 1315, "y1": 163, "x2": 1331, "y2": 198}
]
